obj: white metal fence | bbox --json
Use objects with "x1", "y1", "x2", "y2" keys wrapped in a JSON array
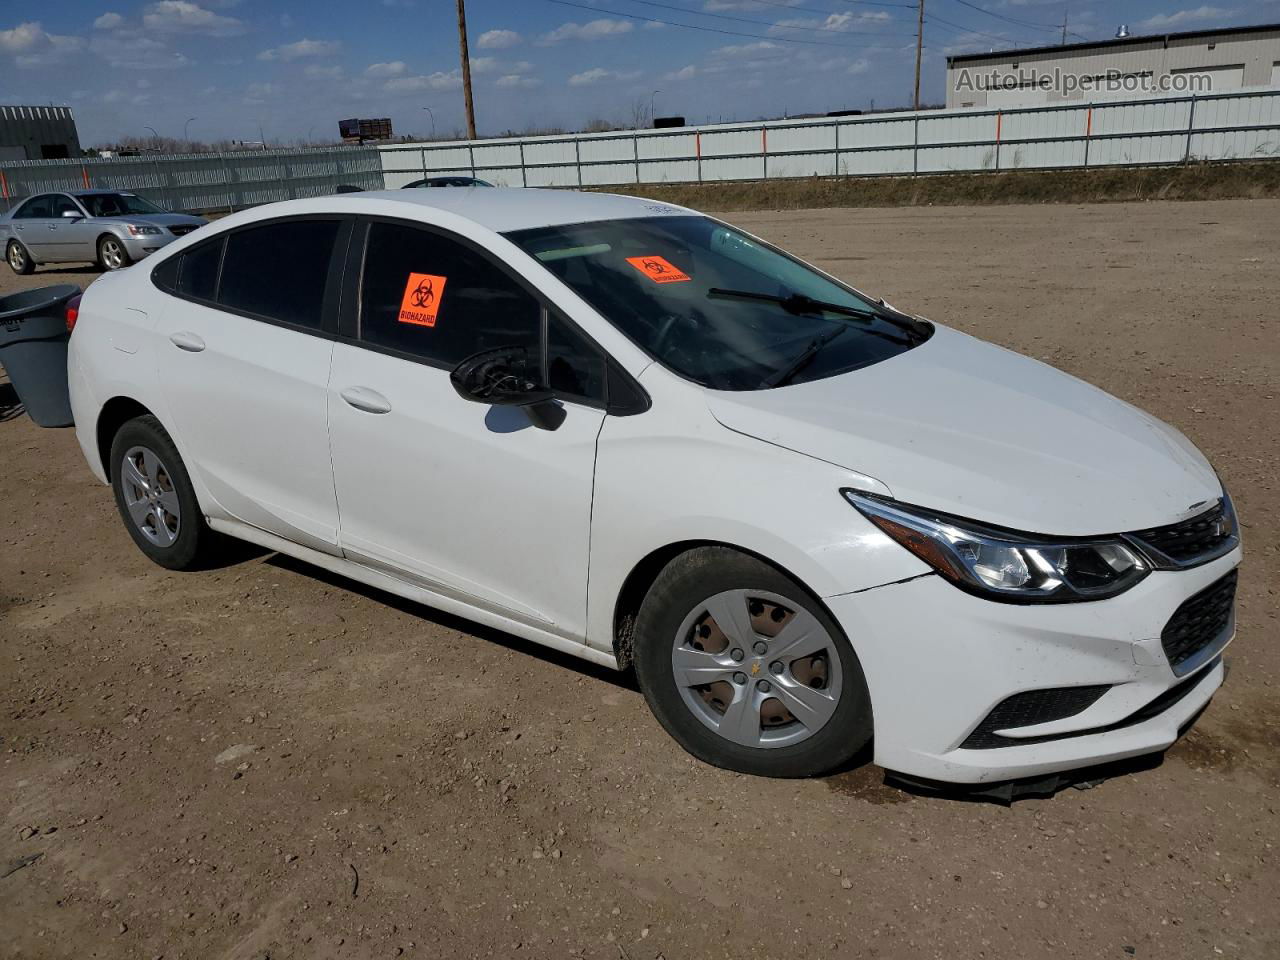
[
  {"x1": 380, "y1": 89, "x2": 1280, "y2": 189},
  {"x1": 0, "y1": 145, "x2": 384, "y2": 214}
]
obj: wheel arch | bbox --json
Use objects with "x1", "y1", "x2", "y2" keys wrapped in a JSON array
[
  {"x1": 96, "y1": 396, "x2": 156, "y2": 480},
  {"x1": 611, "y1": 539, "x2": 842, "y2": 670}
]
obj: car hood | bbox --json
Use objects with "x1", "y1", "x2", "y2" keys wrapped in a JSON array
[
  {"x1": 101, "y1": 213, "x2": 206, "y2": 228},
  {"x1": 705, "y1": 324, "x2": 1220, "y2": 536}
]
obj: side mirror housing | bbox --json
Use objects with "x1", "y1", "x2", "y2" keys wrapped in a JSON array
[
  {"x1": 450, "y1": 346, "x2": 564, "y2": 430},
  {"x1": 61, "y1": 210, "x2": 83, "y2": 220}
]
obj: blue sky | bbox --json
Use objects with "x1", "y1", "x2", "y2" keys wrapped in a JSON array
[{"x1": 2, "y1": 1, "x2": 1277, "y2": 145}]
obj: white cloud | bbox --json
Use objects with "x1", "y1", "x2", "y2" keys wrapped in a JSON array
[
  {"x1": 471, "y1": 56, "x2": 500, "y2": 74},
  {"x1": 1138, "y1": 6, "x2": 1235, "y2": 30},
  {"x1": 365, "y1": 60, "x2": 407, "y2": 78},
  {"x1": 477, "y1": 28, "x2": 521, "y2": 49},
  {"x1": 94, "y1": 12, "x2": 125, "y2": 30},
  {"x1": 848, "y1": 58, "x2": 870, "y2": 75},
  {"x1": 142, "y1": 1, "x2": 245, "y2": 36},
  {"x1": 385, "y1": 71, "x2": 462, "y2": 92},
  {"x1": 496, "y1": 74, "x2": 541, "y2": 89},
  {"x1": 243, "y1": 81, "x2": 277, "y2": 103},
  {"x1": 667, "y1": 64, "x2": 697, "y2": 81},
  {"x1": 257, "y1": 38, "x2": 340, "y2": 62},
  {"x1": 568, "y1": 66, "x2": 641, "y2": 86},
  {"x1": 304, "y1": 64, "x2": 344, "y2": 79},
  {"x1": 711, "y1": 41, "x2": 779, "y2": 58},
  {"x1": 539, "y1": 19, "x2": 633, "y2": 44},
  {"x1": 770, "y1": 10, "x2": 890, "y2": 36},
  {"x1": 1, "y1": 22, "x2": 87, "y2": 67}
]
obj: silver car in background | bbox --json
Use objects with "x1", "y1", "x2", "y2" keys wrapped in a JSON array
[{"x1": 1, "y1": 189, "x2": 207, "y2": 274}]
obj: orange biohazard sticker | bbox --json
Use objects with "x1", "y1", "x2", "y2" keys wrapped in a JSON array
[
  {"x1": 626, "y1": 255, "x2": 690, "y2": 284},
  {"x1": 398, "y1": 272, "x2": 448, "y2": 327}
]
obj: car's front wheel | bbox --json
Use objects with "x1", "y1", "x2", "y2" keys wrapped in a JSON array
[
  {"x1": 109, "y1": 415, "x2": 217, "y2": 570},
  {"x1": 6, "y1": 240, "x2": 34, "y2": 275},
  {"x1": 633, "y1": 547, "x2": 873, "y2": 778},
  {"x1": 98, "y1": 235, "x2": 132, "y2": 271}
]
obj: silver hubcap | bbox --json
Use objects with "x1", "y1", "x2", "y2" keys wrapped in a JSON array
[
  {"x1": 102, "y1": 240, "x2": 123, "y2": 269},
  {"x1": 120, "y1": 445, "x2": 181, "y2": 547},
  {"x1": 672, "y1": 589, "x2": 843, "y2": 749},
  {"x1": 8, "y1": 244, "x2": 23, "y2": 269}
]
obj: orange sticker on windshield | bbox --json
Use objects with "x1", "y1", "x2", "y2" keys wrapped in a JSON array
[
  {"x1": 398, "y1": 273, "x2": 447, "y2": 327},
  {"x1": 626, "y1": 255, "x2": 690, "y2": 284}
]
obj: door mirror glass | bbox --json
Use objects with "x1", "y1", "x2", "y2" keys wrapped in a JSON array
[{"x1": 450, "y1": 346, "x2": 553, "y2": 407}]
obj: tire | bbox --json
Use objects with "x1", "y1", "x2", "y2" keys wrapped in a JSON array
[
  {"x1": 98, "y1": 235, "x2": 132, "y2": 271},
  {"x1": 109, "y1": 415, "x2": 216, "y2": 570},
  {"x1": 6, "y1": 240, "x2": 34, "y2": 275},
  {"x1": 632, "y1": 547, "x2": 873, "y2": 778}
]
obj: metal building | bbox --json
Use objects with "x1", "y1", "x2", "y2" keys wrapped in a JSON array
[
  {"x1": 0, "y1": 105, "x2": 83, "y2": 162},
  {"x1": 947, "y1": 23, "x2": 1280, "y2": 109}
]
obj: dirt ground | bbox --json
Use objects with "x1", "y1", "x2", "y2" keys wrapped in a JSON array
[{"x1": 2, "y1": 199, "x2": 1277, "y2": 960}]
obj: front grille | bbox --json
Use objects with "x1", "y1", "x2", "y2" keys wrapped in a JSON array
[
  {"x1": 960, "y1": 685, "x2": 1111, "y2": 749},
  {"x1": 1161, "y1": 570, "x2": 1237, "y2": 673},
  {"x1": 1128, "y1": 499, "x2": 1235, "y2": 566},
  {"x1": 167, "y1": 224, "x2": 197, "y2": 237}
]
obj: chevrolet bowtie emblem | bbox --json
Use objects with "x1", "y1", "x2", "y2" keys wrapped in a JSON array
[{"x1": 750, "y1": 661, "x2": 761, "y2": 677}]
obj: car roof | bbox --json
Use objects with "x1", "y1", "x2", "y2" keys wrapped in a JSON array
[
  {"x1": 346, "y1": 188, "x2": 694, "y2": 233},
  {"x1": 70, "y1": 189, "x2": 135, "y2": 196}
]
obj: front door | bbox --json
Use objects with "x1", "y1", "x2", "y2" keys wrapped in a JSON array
[
  {"x1": 47, "y1": 194, "x2": 95, "y2": 262},
  {"x1": 151, "y1": 217, "x2": 350, "y2": 553},
  {"x1": 327, "y1": 219, "x2": 609, "y2": 640}
]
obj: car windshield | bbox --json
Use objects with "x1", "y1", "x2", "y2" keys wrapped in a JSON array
[
  {"x1": 504, "y1": 215, "x2": 928, "y2": 391},
  {"x1": 80, "y1": 193, "x2": 165, "y2": 217}
]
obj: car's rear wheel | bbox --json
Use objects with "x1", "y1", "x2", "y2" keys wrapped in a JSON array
[
  {"x1": 6, "y1": 240, "x2": 34, "y2": 275},
  {"x1": 109, "y1": 415, "x2": 216, "y2": 570},
  {"x1": 98, "y1": 235, "x2": 131, "y2": 271},
  {"x1": 632, "y1": 547, "x2": 873, "y2": 778}
]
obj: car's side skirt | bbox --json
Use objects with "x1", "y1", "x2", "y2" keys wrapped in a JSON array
[{"x1": 206, "y1": 516, "x2": 622, "y2": 671}]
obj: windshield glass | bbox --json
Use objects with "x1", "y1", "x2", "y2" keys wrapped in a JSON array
[
  {"x1": 505, "y1": 215, "x2": 927, "y2": 391},
  {"x1": 81, "y1": 193, "x2": 165, "y2": 218}
]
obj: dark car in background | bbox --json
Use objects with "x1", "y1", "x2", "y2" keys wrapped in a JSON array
[{"x1": 401, "y1": 176, "x2": 494, "y2": 189}]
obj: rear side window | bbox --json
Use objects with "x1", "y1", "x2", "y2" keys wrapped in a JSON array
[
  {"x1": 178, "y1": 238, "x2": 223, "y2": 301},
  {"x1": 15, "y1": 195, "x2": 52, "y2": 219},
  {"x1": 218, "y1": 220, "x2": 341, "y2": 329},
  {"x1": 358, "y1": 221, "x2": 540, "y2": 366}
]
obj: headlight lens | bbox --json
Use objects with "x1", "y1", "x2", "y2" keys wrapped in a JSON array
[
  {"x1": 844, "y1": 492, "x2": 1150, "y2": 603},
  {"x1": 127, "y1": 224, "x2": 162, "y2": 236}
]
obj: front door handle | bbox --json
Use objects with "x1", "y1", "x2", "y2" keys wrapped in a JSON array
[
  {"x1": 169, "y1": 331, "x2": 206, "y2": 353},
  {"x1": 340, "y1": 386, "x2": 392, "y2": 415}
]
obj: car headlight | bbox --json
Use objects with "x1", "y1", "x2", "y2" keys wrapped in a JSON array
[
  {"x1": 126, "y1": 224, "x2": 162, "y2": 236},
  {"x1": 844, "y1": 491, "x2": 1150, "y2": 603}
]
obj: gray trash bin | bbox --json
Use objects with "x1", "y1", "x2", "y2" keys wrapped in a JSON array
[{"x1": 0, "y1": 284, "x2": 81, "y2": 428}]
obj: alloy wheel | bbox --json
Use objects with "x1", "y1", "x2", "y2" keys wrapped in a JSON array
[
  {"x1": 119, "y1": 445, "x2": 181, "y2": 547},
  {"x1": 7, "y1": 243, "x2": 25, "y2": 271},
  {"x1": 101, "y1": 239, "x2": 125, "y2": 269},
  {"x1": 671, "y1": 589, "x2": 844, "y2": 749}
]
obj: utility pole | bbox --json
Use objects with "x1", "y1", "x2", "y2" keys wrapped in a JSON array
[
  {"x1": 1061, "y1": 4, "x2": 1069, "y2": 45},
  {"x1": 456, "y1": 0, "x2": 477, "y2": 140},
  {"x1": 913, "y1": 0, "x2": 925, "y2": 111}
]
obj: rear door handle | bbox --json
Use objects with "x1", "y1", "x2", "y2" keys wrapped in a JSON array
[
  {"x1": 340, "y1": 386, "x2": 392, "y2": 415},
  {"x1": 169, "y1": 331, "x2": 206, "y2": 353}
]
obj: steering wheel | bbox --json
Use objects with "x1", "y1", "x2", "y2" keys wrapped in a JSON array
[{"x1": 652, "y1": 313, "x2": 690, "y2": 354}]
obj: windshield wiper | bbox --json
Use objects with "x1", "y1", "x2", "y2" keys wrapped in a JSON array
[
  {"x1": 707, "y1": 288, "x2": 926, "y2": 342},
  {"x1": 760, "y1": 326, "x2": 850, "y2": 389}
]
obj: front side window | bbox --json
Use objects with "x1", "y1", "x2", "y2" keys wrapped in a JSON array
[
  {"x1": 80, "y1": 193, "x2": 165, "y2": 218},
  {"x1": 51, "y1": 195, "x2": 82, "y2": 218},
  {"x1": 506, "y1": 215, "x2": 928, "y2": 391},
  {"x1": 218, "y1": 220, "x2": 340, "y2": 329},
  {"x1": 358, "y1": 221, "x2": 540, "y2": 366}
]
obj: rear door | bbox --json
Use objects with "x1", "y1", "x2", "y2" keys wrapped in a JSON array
[
  {"x1": 10, "y1": 194, "x2": 56, "y2": 260},
  {"x1": 326, "y1": 218, "x2": 609, "y2": 639},
  {"x1": 151, "y1": 216, "x2": 352, "y2": 553}
]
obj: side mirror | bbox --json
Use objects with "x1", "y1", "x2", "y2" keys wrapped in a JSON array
[
  {"x1": 61, "y1": 210, "x2": 83, "y2": 220},
  {"x1": 450, "y1": 346, "x2": 565, "y2": 430}
]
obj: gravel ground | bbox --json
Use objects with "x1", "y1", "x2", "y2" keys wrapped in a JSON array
[{"x1": 1, "y1": 199, "x2": 1277, "y2": 960}]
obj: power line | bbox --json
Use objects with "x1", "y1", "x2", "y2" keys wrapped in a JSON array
[
  {"x1": 925, "y1": 12, "x2": 1027, "y2": 46},
  {"x1": 613, "y1": 0, "x2": 918, "y2": 36},
  {"x1": 945, "y1": 0, "x2": 1062, "y2": 31},
  {"x1": 542, "y1": 0, "x2": 892, "y2": 46}
]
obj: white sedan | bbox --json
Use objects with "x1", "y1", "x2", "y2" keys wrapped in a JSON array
[{"x1": 66, "y1": 189, "x2": 1241, "y2": 787}]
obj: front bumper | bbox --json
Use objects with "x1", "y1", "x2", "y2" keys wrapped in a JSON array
[
  {"x1": 826, "y1": 547, "x2": 1240, "y2": 784},
  {"x1": 119, "y1": 233, "x2": 175, "y2": 259}
]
